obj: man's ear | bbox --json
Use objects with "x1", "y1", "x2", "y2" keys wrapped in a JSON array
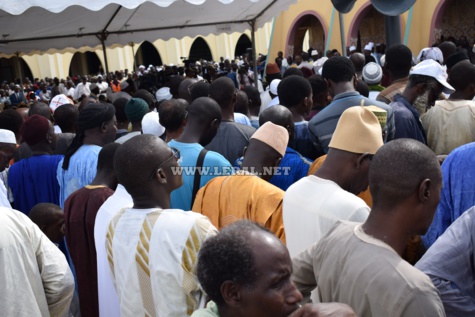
[
  {"x1": 353, "y1": 75, "x2": 358, "y2": 89},
  {"x1": 418, "y1": 178, "x2": 432, "y2": 203},
  {"x1": 221, "y1": 281, "x2": 241, "y2": 307},
  {"x1": 274, "y1": 157, "x2": 282, "y2": 168},
  {"x1": 155, "y1": 168, "x2": 168, "y2": 184},
  {"x1": 210, "y1": 118, "x2": 219, "y2": 129},
  {"x1": 100, "y1": 121, "x2": 108, "y2": 133},
  {"x1": 45, "y1": 132, "x2": 53, "y2": 144},
  {"x1": 355, "y1": 153, "x2": 372, "y2": 168},
  {"x1": 242, "y1": 146, "x2": 248, "y2": 157}
]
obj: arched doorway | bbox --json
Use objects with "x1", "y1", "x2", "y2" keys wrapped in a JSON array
[
  {"x1": 135, "y1": 41, "x2": 163, "y2": 67},
  {"x1": 234, "y1": 34, "x2": 252, "y2": 59},
  {"x1": 286, "y1": 12, "x2": 326, "y2": 58},
  {"x1": 431, "y1": 0, "x2": 475, "y2": 48},
  {"x1": 0, "y1": 57, "x2": 33, "y2": 83},
  {"x1": 189, "y1": 37, "x2": 213, "y2": 61},
  {"x1": 348, "y1": 4, "x2": 386, "y2": 50},
  {"x1": 69, "y1": 52, "x2": 103, "y2": 76}
]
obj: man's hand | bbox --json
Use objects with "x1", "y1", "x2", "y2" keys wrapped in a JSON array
[{"x1": 288, "y1": 303, "x2": 357, "y2": 317}]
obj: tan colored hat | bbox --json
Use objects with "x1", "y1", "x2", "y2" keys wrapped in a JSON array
[
  {"x1": 251, "y1": 122, "x2": 288, "y2": 157},
  {"x1": 329, "y1": 105, "x2": 384, "y2": 155},
  {"x1": 365, "y1": 105, "x2": 387, "y2": 130}
]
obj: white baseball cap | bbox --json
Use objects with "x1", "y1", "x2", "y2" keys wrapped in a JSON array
[{"x1": 410, "y1": 59, "x2": 455, "y2": 94}]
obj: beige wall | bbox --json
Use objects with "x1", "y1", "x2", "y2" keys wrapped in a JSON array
[{"x1": 15, "y1": 23, "x2": 272, "y2": 80}]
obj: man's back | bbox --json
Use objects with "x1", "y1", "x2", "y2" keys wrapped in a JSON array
[
  {"x1": 192, "y1": 173, "x2": 285, "y2": 242},
  {"x1": 422, "y1": 99, "x2": 475, "y2": 155},
  {"x1": 309, "y1": 92, "x2": 394, "y2": 153},
  {"x1": 292, "y1": 221, "x2": 445, "y2": 317},
  {"x1": 376, "y1": 77, "x2": 409, "y2": 104},
  {"x1": 107, "y1": 208, "x2": 217, "y2": 316},
  {"x1": 65, "y1": 185, "x2": 115, "y2": 317},
  {"x1": 283, "y1": 176, "x2": 369, "y2": 257},
  {"x1": 9, "y1": 154, "x2": 63, "y2": 215},
  {"x1": 0, "y1": 207, "x2": 74, "y2": 317},
  {"x1": 57, "y1": 144, "x2": 101, "y2": 207},
  {"x1": 169, "y1": 140, "x2": 233, "y2": 210},
  {"x1": 205, "y1": 122, "x2": 255, "y2": 164}
]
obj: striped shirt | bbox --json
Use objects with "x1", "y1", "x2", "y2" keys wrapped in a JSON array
[
  {"x1": 308, "y1": 91, "x2": 395, "y2": 154},
  {"x1": 106, "y1": 208, "x2": 217, "y2": 317},
  {"x1": 376, "y1": 77, "x2": 409, "y2": 105}
]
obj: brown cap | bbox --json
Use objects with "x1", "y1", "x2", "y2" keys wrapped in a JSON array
[
  {"x1": 251, "y1": 122, "x2": 288, "y2": 157},
  {"x1": 329, "y1": 105, "x2": 384, "y2": 155}
]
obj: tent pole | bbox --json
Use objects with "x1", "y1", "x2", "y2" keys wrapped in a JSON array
[
  {"x1": 250, "y1": 19, "x2": 258, "y2": 89},
  {"x1": 99, "y1": 33, "x2": 110, "y2": 79},
  {"x1": 339, "y1": 13, "x2": 347, "y2": 57},
  {"x1": 15, "y1": 52, "x2": 25, "y2": 99}
]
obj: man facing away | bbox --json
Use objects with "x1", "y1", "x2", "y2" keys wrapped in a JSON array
[
  {"x1": 422, "y1": 60, "x2": 475, "y2": 155},
  {"x1": 9, "y1": 115, "x2": 62, "y2": 215},
  {"x1": 308, "y1": 56, "x2": 394, "y2": 154},
  {"x1": 193, "y1": 122, "x2": 288, "y2": 242},
  {"x1": 0, "y1": 206, "x2": 74, "y2": 316},
  {"x1": 205, "y1": 77, "x2": 255, "y2": 164},
  {"x1": 64, "y1": 143, "x2": 120, "y2": 317},
  {"x1": 292, "y1": 139, "x2": 446, "y2": 317},
  {"x1": 169, "y1": 97, "x2": 232, "y2": 210},
  {"x1": 106, "y1": 134, "x2": 217, "y2": 316},
  {"x1": 57, "y1": 103, "x2": 117, "y2": 207},
  {"x1": 284, "y1": 106, "x2": 384, "y2": 257}
]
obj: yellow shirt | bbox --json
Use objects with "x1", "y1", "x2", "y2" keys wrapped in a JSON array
[{"x1": 192, "y1": 173, "x2": 286, "y2": 243}]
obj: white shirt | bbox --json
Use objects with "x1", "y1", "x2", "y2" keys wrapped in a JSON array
[
  {"x1": 283, "y1": 175, "x2": 370, "y2": 257},
  {"x1": 95, "y1": 184, "x2": 133, "y2": 317},
  {"x1": 74, "y1": 82, "x2": 91, "y2": 100},
  {"x1": 0, "y1": 207, "x2": 74, "y2": 317},
  {"x1": 234, "y1": 113, "x2": 252, "y2": 126},
  {"x1": 266, "y1": 96, "x2": 280, "y2": 109},
  {"x1": 107, "y1": 207, "x2": 218, "y2": 316},
  {"x1": 260, "y1": 90, "x2": 273, "y2": 114},
  {"x1": 96, "y1": 81, "x2": 108, "y2": 92},
  {"x1": 0, "y1": 176, "x2": 11, "y2": 208}
]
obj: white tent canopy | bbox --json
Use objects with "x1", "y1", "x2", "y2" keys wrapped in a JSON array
[{"x1": 0, "y1": 0, "x2": 296, "y2": 56}]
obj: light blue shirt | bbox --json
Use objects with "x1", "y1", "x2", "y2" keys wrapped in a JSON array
[
  {"x1": 57, "y1": 145, "x2": 101, "y2": 208},
  {"x1": 169, "y1": 140, "x2": 233, "y2": 210}
]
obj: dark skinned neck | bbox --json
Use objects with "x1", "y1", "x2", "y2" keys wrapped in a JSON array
[
  {"x1": 116, "y1": 123, "x2": 129, "y2": 130},
  {"x1": 131, "y1": 190, "x2": 170, "y2": 210},
  {"x1": 249, "y1": 106, "x2": 260, "y2": 117},
  {"x1": 130, "y1": 122, "x2": 142, "y2": 132},
  {"x1": 177, "y1": 125, "x2": 203, "y2": 144},
  {"x1": 448, "y1": 91, "x2": 468, "y2": 100},
  {"x1": 30, "y1": 143, "x2": 53, "y2": 156},
  {"x1": 361, "y1": 206, "x2": 412, "y2": 256},
  {"x1": 314, "y1": 162, "x2": 351, "y2": 192},
  {"x1": 401, "y1": 87, "x2": 418, "y2": 104},
  {"x1": 221, "y1": 106, "x2": 234, "y2": 121},
  {"x1": 241, "y1": 159, "x2": 265, "y2": 180},
  {"x1": 89, "y1": 171, "x2": 117, "y2": 190},
  {"x1": 288, "y1": 106, "x2": 306, "y2": 122},
  {"x1": 331, "y1": 82, "x2": 356, "y2": 97}
]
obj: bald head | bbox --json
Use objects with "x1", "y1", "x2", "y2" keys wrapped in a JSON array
[
  {"x1": 28, "y1": 101, "x2": 52, "y2": 120},
  {"x1": 369, "y1": 139, "x2": 441, "y2": 207},
  {"x1": 158, "y1": 99, "x2": 187, "y2": 133},
  {"x1": 209, "y1": 77, "x2": 236, "y2": 109},
  {"x1": 439, "y1": 41, "x2": 457, "y2": 64},
  {"x1": 187, "y1": 97, "x2": 221, "y2": 123},
  {"x1": 259, "y1": 105, "x2": 293, "y2": 130},
  {"x1": 114, "y1": 134, "x2": 181, "y2": 197},
  {"x1": 350, "y1": 53, "x2": 365, "y2": 73}
]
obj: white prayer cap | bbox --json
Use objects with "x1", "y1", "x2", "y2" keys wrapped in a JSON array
[
  {"x1": 416, "y1": 47, "x2": 444, "y2": 64},
  {"x1": 195, "y1": 61, "x2": 201, "y2": 66},
  {"x1": 139, "y1": 65, "x2": 145, "y2": 69},
  {"x1": 0, "y1": 129, "x2": 16, "y2": 144},
  {"x1": 142, "y1": 112, "x2": 165, "y2": 137},
  {"x1": 269, "y1": 79, "x2": 281, "y2": 95},
  {"x1": 148, "y1": 64, "x2": 153, "y2": 68},
  {"x1": 362, "y1": 62, "x2": 383, "y2": 85},
  {"x1": 49, "y1": 94, "x2": 73, "y2": 112},
  {"x1": 155, "y1": 87, "x2": 173, "y2": 102},
  {"x1": 368, "y1": 42, "x2": 375, "y2": 49},
  {"x1": 349, "y1": 46, "x2": 357, "y2": 52},
  {"x1": 169, "y1": 63, "x2": 175, "y2": 67},
  {"x1": 364, "y1": 44, "x2": 372, "y2": 51},
  {"x1": 311, "y1": 50, "x2": 318, "y2": 56}
]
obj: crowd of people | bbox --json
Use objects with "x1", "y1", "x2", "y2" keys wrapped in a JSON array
[{"x1": 1, "y1": 37, "x2": 475, "y2": 317}]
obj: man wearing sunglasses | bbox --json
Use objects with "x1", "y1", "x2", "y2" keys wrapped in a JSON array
[{"x1": 105, "y1": 134, "x2": 217, "y2": 317}]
